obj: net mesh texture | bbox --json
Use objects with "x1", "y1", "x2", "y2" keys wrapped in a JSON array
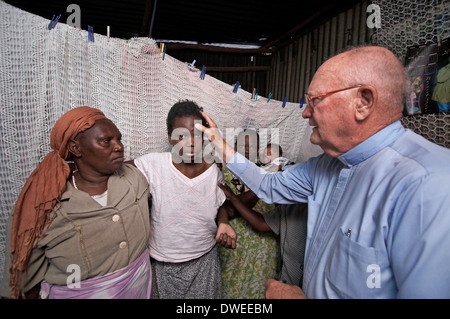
[{"x1": 0, "y1": 1, "x2": 323, "y2": 283}]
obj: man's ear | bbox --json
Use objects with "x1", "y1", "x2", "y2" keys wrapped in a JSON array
[
  {"x1": 355, "y1": 85, "x2": 377, "y2": 121},
  {"x1": 67, "y1": 139, "x2": 82, "y2": 158}
]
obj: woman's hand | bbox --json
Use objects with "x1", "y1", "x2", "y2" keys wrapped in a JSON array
[{"x1": 215, "y1": 223, "x2": 237, "y2": 249}]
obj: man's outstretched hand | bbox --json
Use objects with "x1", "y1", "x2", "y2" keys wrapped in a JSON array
[{"x1": 195, "y1": 111, "x2": 236, "y2": 164}]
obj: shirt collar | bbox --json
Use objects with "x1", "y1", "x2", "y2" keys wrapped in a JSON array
[
  {"x1": 338, "y1": 120, "x2": 406, "y2": 167},
  {"x1": 61, "y1": 167, "x2": 129, "y2": 210}
]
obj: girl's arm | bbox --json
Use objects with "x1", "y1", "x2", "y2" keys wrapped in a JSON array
[
  {"x1": 215, "y1": 202, "x2": 237, "y2": 249},
  {"x1": 218, "y1": 183, "x2": 271, "y2": 233}
]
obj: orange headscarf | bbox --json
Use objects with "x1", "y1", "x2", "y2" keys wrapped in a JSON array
[{"x1": 9, "y1": 106, "x2": 107, "y2": 298}]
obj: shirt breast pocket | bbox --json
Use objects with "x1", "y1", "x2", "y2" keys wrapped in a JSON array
[{"x1": 324, "y1": 226, "x2": 380, "y2": 298}]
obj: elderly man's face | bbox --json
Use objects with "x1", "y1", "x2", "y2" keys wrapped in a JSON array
[{"x1": 302, "y1": 61, "x2": 357, "y2": 157}]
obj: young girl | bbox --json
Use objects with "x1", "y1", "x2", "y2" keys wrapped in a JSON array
[
  {"x1": 219, "y1": 129, "x2": 280, "y2": 299},
  {"x1": 128, "y1": 100, "x2": 235, "y2": 299}
]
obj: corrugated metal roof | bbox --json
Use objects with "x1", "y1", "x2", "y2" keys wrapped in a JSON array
[{"x1": 3, "y1": 0, "x2": 362, "y2": 49}]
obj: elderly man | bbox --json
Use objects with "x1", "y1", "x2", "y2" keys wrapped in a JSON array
[{"x1": 196, "y1": 46, "x2": 450, "y2": 298}]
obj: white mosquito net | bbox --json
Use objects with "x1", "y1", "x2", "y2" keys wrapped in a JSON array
[{"x1": 0, "y1": 1, "x2": 323, "y2": 283}]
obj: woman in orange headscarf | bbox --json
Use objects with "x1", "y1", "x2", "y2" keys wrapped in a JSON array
[{"x1": 0, "y1": 106, "x2": 151, "y2": 299}]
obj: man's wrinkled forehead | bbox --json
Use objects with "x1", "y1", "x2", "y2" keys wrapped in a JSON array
[{"x1": 309, "y1": 56, "x2": 347, "y2": 91}]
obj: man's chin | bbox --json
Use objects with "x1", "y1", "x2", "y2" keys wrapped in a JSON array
[{"x1": 310, "y1": 134, "x2": 321, "y2": 145}]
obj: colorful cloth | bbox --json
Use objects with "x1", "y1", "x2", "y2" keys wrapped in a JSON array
[
  {"x1": 219, "y1": 167, "x2": 280, "y2": 299},
  {"x1": 40, "y1": 249, "x2": 152, "y2": 299}
]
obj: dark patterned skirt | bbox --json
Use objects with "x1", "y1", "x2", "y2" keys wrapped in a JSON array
[{"x1": 150, "y1": 245, "x2": 221, "y2": 299}]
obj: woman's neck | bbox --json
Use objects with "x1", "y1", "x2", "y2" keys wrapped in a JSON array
[{"x1": 72, "y1": 169, "x2": 109, "y2": 196}]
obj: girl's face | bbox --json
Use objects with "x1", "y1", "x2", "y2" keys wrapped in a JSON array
[{"x1": 168, "y1": 115, "x2": 204, "y2": 163}]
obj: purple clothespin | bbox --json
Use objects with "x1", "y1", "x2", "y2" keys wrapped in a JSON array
[
  {"x1": 200, "y1": 65, "x2": 206, "y2": 80},
  {"x1": 188, "y1": 60, "x2": 196, "y2": 71},
  {"x1": 88, "y1": 25, "x2": 94, "y2": 42},
  {"x1": 48, "y1": 14, "x2": 61, "y2": 30}
]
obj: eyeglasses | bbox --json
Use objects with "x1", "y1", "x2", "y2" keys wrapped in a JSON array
[{"x1": 304, "y1": 85, "x2": 363, "y2": 109}]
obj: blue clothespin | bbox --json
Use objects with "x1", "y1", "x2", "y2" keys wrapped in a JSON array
[
  {"x1": 88, "y1": 25, "x2": 94, "y2": 42},
  {"x1": 233, "y1": 81, "x2": 240, "y2": 93},
  {"x1": 252, "y1": 88, "x2": 257, "y2": 100},
  {"x1": 267, "y1": 92, "x2": 272, "y2": 103},
  {"x1": 299, "y1": 97, "x2": 305, "y2": 108},
  {"x1": 200, "y1": 65, "x2": 206, "y2": 80},
  {"x1": 282, "y1": 97, "x2": 288, "y2": 108},
  {"x1": 48, "y1": 14, "x2": 61, "y2": 30}
]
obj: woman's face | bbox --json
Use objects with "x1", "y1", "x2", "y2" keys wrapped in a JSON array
[
  {"x1": 168, "y1": 115, "x2": 204, "y2": 163},
  {"x1": 73, "y1": 119, "x2": 124, "y2": 174}
]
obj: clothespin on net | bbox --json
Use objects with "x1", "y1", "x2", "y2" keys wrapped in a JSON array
[
  {"x1": 188, "y1": 60, "x2": 196, "y2": 71},
  {"x1": 200, "y1": 66, "x2": 207, "y2": 80},
  {"x1": 252, "y1": 88, "x2": 258, "y2": 101},
  {"x1": 107, "y1": 26, "x2": 110, "y2": 40},
  {"x1": 48, "y1": 14, "x2": 61, "y2": 30},
  {"x1": 299, "y1": 97, "x2": 305, "y2": 108},
  {"x1": 159, "y1": 43, "x2": 166, "y2": 57},
  {"x1": 88, "y1": 25, "x2": 94, "y2": 42},
  {"x1": 233, "y1": 81, "x2": 240, "y2": 93},
  {"x1": 282, "y1": 97, "x2": 288, "y2": 108},
  {"x1": 267, "y1": 92, "x2": 272, "y2": 103},
  {"x1": 162, "y1": 44, "x2": 167, "y2": 60}
]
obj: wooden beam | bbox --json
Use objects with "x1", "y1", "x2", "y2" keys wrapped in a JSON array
[
  {"x1": 262, "y1": 4, "x2": 335, "y2": 50},
  {"x1": 165, "y1": 43, "x2": 274, "y2": 54},
  {"x1": 140, "y1": 0, "x2": 154, "y2": 37},
  {"x1": 206, "y1": 66, "x2": 270, "y2": 73}
]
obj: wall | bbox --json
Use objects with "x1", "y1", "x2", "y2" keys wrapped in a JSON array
[{"x1": 268, "y1": 0, "x2": 374, "y2": 102}]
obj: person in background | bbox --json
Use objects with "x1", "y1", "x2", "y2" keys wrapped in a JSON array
[
  {"x1": 127, "y1": 100, "x2": 236, "y2": 299},
  {"x1": 219, "y1": 181, "x2": 307, "y2": 289},
  {"x1": 1, "y1": 106, "x2": 152, "y2": 299},
  {"x1": 220, "y1": 142, "x2": 306, "y2": 287},
  {"x1": 219, "y1": 129, "x2": 280, "y2": 299},
  {"x1": 196, "y1": 46, "x2": 450, "y2": 298},
  {"x1": 259, "y1": 143, "x2": 295, "y2": 172}
]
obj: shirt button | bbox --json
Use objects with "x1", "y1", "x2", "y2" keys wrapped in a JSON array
[
  {"x1": 119, "y1": 241, "x2": 127, "y2": 249},
  {"x1": 112, "y1": 214, "x2": 120, "y2": 222}
]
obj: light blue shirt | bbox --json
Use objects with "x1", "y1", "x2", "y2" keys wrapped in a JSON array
[{"x1": 227, "y1": 121, "x2": 450, "y2": 298}]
